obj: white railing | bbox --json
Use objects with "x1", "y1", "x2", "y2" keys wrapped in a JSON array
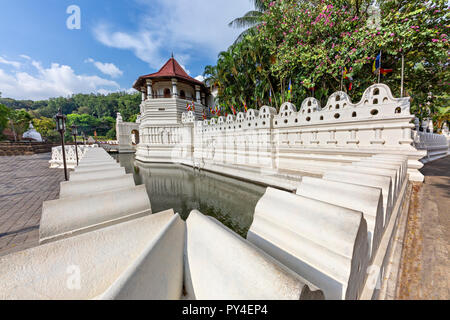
[
  {"x1": 49, "y1": 145, "x2": 98, "y2": 169},
  {"x1": 413, "y1": 131, "x2": 449, "y2": 163}
]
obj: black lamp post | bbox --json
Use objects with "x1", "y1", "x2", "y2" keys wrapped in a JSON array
[
  {"x1": 54, "y1": 108, "x2": 68, "y2": 181},
  {"x1": 71, "y1": 124, "x2": 79, "y2": 166}
]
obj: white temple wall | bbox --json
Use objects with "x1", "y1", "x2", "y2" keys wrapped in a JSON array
[{"x1": 116, "y1": 84, "x2": 449, "y2": 183}]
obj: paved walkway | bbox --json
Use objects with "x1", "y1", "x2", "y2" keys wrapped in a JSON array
[
  {"x1": 396, "y1": 156, "x2": 450, "y2": 299},
  {"x1": 0, "y1": 153, "x2": 65, "y2": 257}
]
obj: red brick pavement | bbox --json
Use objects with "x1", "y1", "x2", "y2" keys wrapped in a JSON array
[{"x1": 0, "y1": 153, "x2": 66, "y2": 256}]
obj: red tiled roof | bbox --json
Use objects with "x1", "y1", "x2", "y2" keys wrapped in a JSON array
[{"x1": 134, "y1": 57, "x2": 205, "y2": 89}]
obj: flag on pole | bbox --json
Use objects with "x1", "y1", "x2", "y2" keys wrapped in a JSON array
[
  {"x1": 380, "y1": 68, "x2": 393, "y2": 75},
  {"x1": 243, "y1": 101, "x2": 248, "y2": 112},
  {"x1": 231, "y1": 105, "x2": 236, "y2": 115},
  {"x1": 343, "y1": 67, "x2": 353, "y2": 91},
  {"x1": 191, "y1": 100, "x2": 195, "y2": 112},
  {"x1": 288, "y1": 79, "x2": 292, "y2": 101},
  {"x1": 269, "y1": 90, "x2": 272, "y2": 104},
  {"x1": 372, "y1": 52, "x2": 393, "y2": 76},
  {"x1": 186, "y1": 102, "x2": 191, "y2": 111},
  {"x1": 372, "y1": 53, "x2": 381, "y2": 74},
  {"x1": 202, "y1": 109, "x2": 206, "y2": 120}
]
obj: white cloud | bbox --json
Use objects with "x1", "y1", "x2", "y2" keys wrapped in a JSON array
[
  {"x1": 195, "y1": 75, "x2": 205, "y2": 82},
  {"x1": 0, "y1": 56, "x2": 21, "y2": 68},
  {"x1": 93, "y1": 0, "x2": 254, "y2": 71},
  {"x1": 19, "y1": 54, "x2": 31, "y2": 60},
  {"x1": 85, "y1": 58, "x2": 123, "y2": 78},
  {"x1": 0, "y1": 57, "x2": 120, "y2": 100},
  {"x1": 94, "y1": 24, "x2": 164, "y2": 70}
]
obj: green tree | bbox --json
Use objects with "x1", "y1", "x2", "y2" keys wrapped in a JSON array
[
  {"x1": 0, "y1": 103, "x2": 11, "y2": 140},
  {"x1": 32, "y1": 117, "x2": 57, "y2": 142},
  {"x1": 8, "y1": 109, "x2": 32, "y2": 138},
  {"x1": 229, "y1": 0, "x2": 267, "y2": 43}
]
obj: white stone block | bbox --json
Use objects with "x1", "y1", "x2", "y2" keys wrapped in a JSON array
[
  {"x1": 59, "y1": 174, "x2": 135, "y2": 198},
  {"x1": 352, "y1": 161, "x2": 401, "y2": 194},
  {"x1": 40, "y1": 184, "x2": 152, "y2": 243},
  {"x1": 247, "y1": 187, "x2": 369, "y2": 300},
  {"x1": 322, "y1": 171, "x2": 393, "y2": 227},
  {"x1": 99, "y1": 213, "x2": 185, "y2": 300},
  {"x1": 74, "y1": 164, "x2": 121, "y2": 173},
  {"x1": 296, "y1": 177, "x2": 383, "y2": 260},
  {"x1": 0, "y1": 210, "x2": 177, "y2": 299},
  {"x1": 77, "y1": 160, "x2": 117, "y2": 167},
  {"x1": 69, "y1": 167, "x2": 126, "y2": 181},
  {"x1": 185, "y1": 210, "x2": 324, "y2": 300},
  {"x1": 340, "y1": 165, "x2": 397, "y2": 202}
]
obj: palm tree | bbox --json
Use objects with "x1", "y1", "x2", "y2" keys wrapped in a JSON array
[{"x1": 228, "y1": 0, "x2": 267, "y2": 44}]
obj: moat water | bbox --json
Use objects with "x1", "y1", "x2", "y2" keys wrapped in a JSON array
[{"x1": 112, "y1": 154, "x2": 266, "y2": 237}]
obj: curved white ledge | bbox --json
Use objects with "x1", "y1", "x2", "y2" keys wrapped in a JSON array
[
  {"x1": 0, "y1": 210, "x2": 175, "y2": 299},
  {"x1": 296, "y1": 177, "x2": 384, "y2": 260},
  {"x1": 185, "y1": 210, "x2": 324, "y2": 300},
  {"x1": 39, "y1": 185, "x2": 152, "y2": 243},
  {"x1": 247, "y1": 187, "x2": 369, "y2": 300},
  {"x1": 59, "y1": 174, "x2": 135, "y2": 198}
]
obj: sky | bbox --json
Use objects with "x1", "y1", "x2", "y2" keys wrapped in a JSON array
[{"x1": 0, "y1": 0, "x2": 254, "y2": 100}]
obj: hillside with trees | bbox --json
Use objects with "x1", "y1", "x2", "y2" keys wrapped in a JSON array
[{"x1": 0, "y1": 91, "x2": 140, "y2": 142}]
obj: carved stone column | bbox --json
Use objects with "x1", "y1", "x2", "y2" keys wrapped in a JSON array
[
  {"x1": 195, "y1": 85, "x2": 201, "y2": 103},
  {"x1": 146, "y1": 79, "x2": 153, "y2": 99},
  {"x1": 141, "y1": 87, "x2": 146, "y2": 101},
  {"x1": 171, "y1": 78, "x2": 178, "y2": 98}
]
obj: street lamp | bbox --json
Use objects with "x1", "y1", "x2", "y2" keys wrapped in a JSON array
[
  {"x1": 54, "y1": 108, "x2": 68, "y2": 181},
  {"x1": 71, "y1": 124, "x2": 79, "y2": 166}
]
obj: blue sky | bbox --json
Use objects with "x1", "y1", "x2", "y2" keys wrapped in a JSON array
[{"x1": 0, "y1": 0, "x2": 254, "y2": 100}]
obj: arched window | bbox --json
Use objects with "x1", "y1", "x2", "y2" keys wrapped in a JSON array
[
  {"x1": 164, "y1": 88, "x2": 171, "y2": 98},
  {"x1": 180, "y1": 90, "x2": 186, "y2": 99}
]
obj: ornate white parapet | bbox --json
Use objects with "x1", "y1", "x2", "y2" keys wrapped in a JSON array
[
  {"x1": 413, "y1": 130, "x2": 449, "y2": 163},
  {"x1": 49, "y1": 145, "x2": 97, "y2": 169}
]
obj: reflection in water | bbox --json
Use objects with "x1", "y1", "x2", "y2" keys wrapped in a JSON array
[{"x1": 112, "y1": 153, "x2": 266, "y2": 237}]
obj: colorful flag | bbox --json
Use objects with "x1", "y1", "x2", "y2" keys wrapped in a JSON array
[
  {"x1": 191, "y1": 100, "x2": 195, "y2": 112},
  {"x1": 372, "y1": 53, "x2": 381, "y2": 74},
  {"x1": 343, "y1": 67, "x2": 353, "y2": 91},
  {"x1": 287, "y1": 79, "x2": 292, "y2": 101},
  {"x1": 372, "y1": 52, "x2": 393, "y2": 76},
  {"x1": 380, "y1": 68, "x2": 393, "y2": 75},
  {"x1": 243, "y1": 101, "x2": 248, "y2": 112},
  {"x1": 186, "y1": 102, "x2": 191, "y2": 111},
  {"x1": 269, "y1": 90, "x2": 272, "y2": 104},
  {"x1": 231, "y1": 105, "x2": 236, "y2": 115},
  {"x1": 202, "y1": 109, "x2": 206, "y2": 120}
]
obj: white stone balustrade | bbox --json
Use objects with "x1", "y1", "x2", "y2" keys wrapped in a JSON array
[
  {"x1": 413, "y1": 130, "x2": 449, "y2": 163},
  {"x1": 49, "y1": 145, "x2": 97, "y2": 169}
]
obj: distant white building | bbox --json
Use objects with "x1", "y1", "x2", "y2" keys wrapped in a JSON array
[{"x1": 22, "y1": 122, "x2": 43, "y2": 142}]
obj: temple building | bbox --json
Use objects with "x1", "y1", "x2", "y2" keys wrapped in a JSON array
[{"x1": 116, "y1": 55, "x2": 214, "y2": 158}]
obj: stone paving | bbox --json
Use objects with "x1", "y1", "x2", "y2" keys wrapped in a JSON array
[
  {"x1": 396, "y1": 156, "x2": 450, "y2": 300},
  {"x1": 0, "y1": 153, "x2": 66, "y2": 257}
]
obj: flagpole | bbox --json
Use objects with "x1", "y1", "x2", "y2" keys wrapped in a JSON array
[
  {"x1": 400, "y1": 53, "x2": 405, "y2": 97},
  {"x1": 378, "y1": 50, "x2": 382, "y2": 83}
]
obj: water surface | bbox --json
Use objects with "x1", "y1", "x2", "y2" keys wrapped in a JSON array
[{"x1": 112, "y1": 154, "x2": 266, "y2": 237}]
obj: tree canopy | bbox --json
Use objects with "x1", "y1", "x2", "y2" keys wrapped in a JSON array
[{"x1": 205, "y1": 0, "x2": 449, "y2": 129}]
